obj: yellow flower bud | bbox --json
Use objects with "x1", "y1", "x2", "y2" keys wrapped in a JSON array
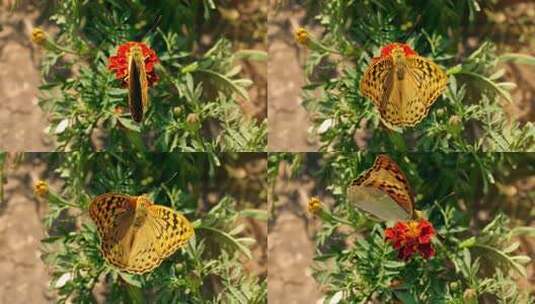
[
  {"x1": 401, "y1": 21, "x2": 413, "y2": 31},
  {"x1": 186, "y1": 113, "x2": 200, "y2": 125},
  {"x1": 463, "y1": 288, "x2": 477, "y2": 304},
  {"x1": 114, "y1": 106, "x2": 124, "y2": 115},
  {"x1": 448, "y1": 115, "x2": 461, "y2": 126},
  {"x1": 294, "y1": 27, "x2": 311, "y2": 46},
  {"x1": 307, "y1": 197, "x2": 322, "y2": 215},
  {"x1": 31, "y1": 28, "x2": 47, "y2": 46},
  {"x1": 34, "y1": 180, "x2": 48, "y2": 197},
  {"x1": 173, "y1": 106, "x2": 182, "y2": 118}
]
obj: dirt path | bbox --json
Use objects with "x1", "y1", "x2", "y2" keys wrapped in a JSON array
[
  {"x1": 0, "y1": 3, "x2": 54, "y2": 151},
  {"x1": 0, "y1": 155, "x2": 51, "y2": 303},
  {"x1": 267, "y1": 3, "x2": 318, "y2": 152},
  {"x1": 268, "y1": 161, "x2": 323, "y2": 303}
]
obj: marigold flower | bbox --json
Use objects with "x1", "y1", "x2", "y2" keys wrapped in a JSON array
[
  {"x1": 30, "y1": 27, "x2": 48, "y2": 46},
  {"x1": 107, "y1": 41, "x2": 159, "y2": 87},
  {"x1": 34, "y1": 180, "x2": 49, "y2": 197},
  {"x1": 384, "y1": 219, "x2": 435, "y2": 261},
  {"x1": 373, "y1": 43, "x2": 417, "y2": 63},
  {"x1": 307, "y1": 197, "x2": 322, "y2": 215},
  {"x1": 294, "y1": 27, "x2": 311, "y2": 46}
]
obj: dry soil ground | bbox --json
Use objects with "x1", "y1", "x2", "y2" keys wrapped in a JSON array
[
  {"x1": 267, "y1": 2, "x2": 319, "y2": 152},
  {"x1": 268, "y1": 160, "x2": 324, "y2": 304},
  {"x1": 0, "y1": 2, "x2": 54, "y2": 151},
  {"x1": 0, "y1": 155, "x2": 52, "y2": 303}
]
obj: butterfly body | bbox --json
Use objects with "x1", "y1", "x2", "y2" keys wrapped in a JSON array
[
  {"x1": 89, "y1": 193, "x2": 194, "y2": 274},
  {"x1": 360, "y1": 43, "x2": 448, "y2": 130},
  {"x1": 347, "y1": 155, "x2": 414, "y2": 221},
  {"x1": 392, "y1": 47, "x2": 408, "y2": 81},
  {"x1": 132, "y1": 197, "x2": 150, "y2": 228},
  {"x1": 127, "y1": 45, "x2": 149, "y2": 123}
]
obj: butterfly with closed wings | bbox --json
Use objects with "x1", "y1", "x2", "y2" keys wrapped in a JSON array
[{"x1": 347, "y1": 154, "x2": 415, "y2": 221}]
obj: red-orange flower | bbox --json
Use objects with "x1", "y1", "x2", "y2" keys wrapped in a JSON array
[
  {"x1": 107, "y1": 41, "x2": 159, "y2": 87},
  {"x1": 385, "y1": 219, "x2": 435, "y2": 261},
  {"x1": 372, "y1": 43, "x2": 417, "y2": 63}
]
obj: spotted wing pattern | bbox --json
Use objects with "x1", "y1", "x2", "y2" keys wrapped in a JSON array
[
  {"x1": 360, "y1": 57, "x2": 394, "y2": 110},
  {"x1": 89, "y1": 193, "x2": 194, "y2": 274},
  {"x1": 360, "y1": 52, "x2": 447, "y2": 129},
  {"x1": 348, "y1": 155, "x2": 414, "y2": 220},
  {"x1": 148, "y1": 205, "x2": 195, "y2": 261},
  {"x1": 89, "y1": 193, "x2": 136, "y2": 238},
  {"x1": 400, "y1": 55, "x2": 448, "y2": 126}
]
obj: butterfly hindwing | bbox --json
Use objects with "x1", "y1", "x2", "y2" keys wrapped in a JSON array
[
  {"x1": 348, "y1": 155, "x2": 414, "y2": 221},
  {"x1": 148, "y1": 205, "x2": 195, "y2": 258},
  {"x1": 127, "y1": 46, "x2": 149, "y2": 123}
]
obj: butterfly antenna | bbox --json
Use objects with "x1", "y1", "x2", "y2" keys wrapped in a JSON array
[
  {"x1": 162, "y1": 172, "x2": 179, "y2": 187},
  {"x1": 400, "y1": 15, "x2": 422, "y2": 43},
  {"x1": 134, "y1": 12, "x2": 162, "y2": 41}
]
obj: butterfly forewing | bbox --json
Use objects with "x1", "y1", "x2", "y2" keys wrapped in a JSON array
[
  {"x1": 347, "y1": 155, "x2": 414, "y2": 221},
  {"x1": 402, "y1": 56, "x2": 448, "y2": 125},
  {"x1": 360, "y1": 57, "x2": 394, "y2": 109},
  {"x1": 89, "y1": 193, "x2": 136, "y2": 237}
]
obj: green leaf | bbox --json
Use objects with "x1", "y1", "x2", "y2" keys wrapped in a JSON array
[
  {"x1": 198, "y1": 226, "x2": 253, "y2": 260},
  {"x1": 195, "y1": 69, "x2": 249, "y2": 101},
  {"x1": 498, "y1": 53, "x2": 535, "y2": 65},
  {"x1": 239, "y1": 208, "x2": 268, "y2": 221},
  {"x1": 235, "y1": 50, "x2": 268, "y2": 61},
  {"x1": 455, "y1": 71, "x2": 513, "y2": 103}
]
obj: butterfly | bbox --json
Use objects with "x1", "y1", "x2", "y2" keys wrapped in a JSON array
[
  {"x1": 89, "y1": 193, "x2": 194, "y2": 274},
  {"x1": 347, "y1": 154, "x2": 414, "y2": 221},
  {"x1": 359, "y1": 43, "x2": 448, "y2": 130},
  {"x1": 127, "y1": 45, "x2": 149, "y2": 123}
]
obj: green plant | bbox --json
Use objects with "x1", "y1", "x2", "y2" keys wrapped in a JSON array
[
  {"x1": 269, "y1": 152, "x2": 534, "y2": 303},
  {"x1": 299, "y1": 0, "x2": 535, "y2": 151},
  {"x1": 36, "y1": 1, "x2": 266, "y2": 152},
  {"x1": 38, "y1": 152, "x2": 267, "y2": 303}
]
